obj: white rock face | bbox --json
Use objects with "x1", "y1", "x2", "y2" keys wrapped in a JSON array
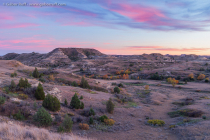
[
  {"x1": 44, "y1": 87, "x2": 61, "y2": 101},
  {"x1": 31, "y1": 82, "x2": 40, "y2": 87},
  {"x1": 10, "y1": 98, "x2": 22, "y2": 103}
]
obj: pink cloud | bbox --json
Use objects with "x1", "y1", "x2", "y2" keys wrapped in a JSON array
[
  {"x1": 127, "y1": 46, "x2": 210, "y2": 52},
  {"x1": 110, "y1": 3, "x2": 173, "y2": 26},
  {"x1": 0, "y1": 23, "x2": 39, "y2": 29}
]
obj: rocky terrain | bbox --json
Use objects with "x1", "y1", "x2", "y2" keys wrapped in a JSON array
[{"x1": 0, "y1": 48, "x2": 210, "y2": 140}]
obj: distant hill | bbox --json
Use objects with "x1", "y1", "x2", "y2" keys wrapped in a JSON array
[{"x1": 0, "y1": 48, "x2": 105, "y2": 67}]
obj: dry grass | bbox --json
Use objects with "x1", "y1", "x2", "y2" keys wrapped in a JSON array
[{"x1": 0, "y1": 122, "x2": 92, "y2": 140}]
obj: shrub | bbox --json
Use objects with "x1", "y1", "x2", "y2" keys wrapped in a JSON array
[
  {"x1": 166, "y1": 77, "x2": 179, "y2": 87},
  {"x1": 35, "y1": 83, "x2": 45, "y2": 100},
  {"x1": 18, "y1": 78, "x2": 31, "y2": 89},
  {"x1": 150, "y1": 72, "x2": 163, "y2": 80},
  {"x1": 58, "y1": 114, "x2": 73, "y2": 132},
  {"x1": 80, "y1": 102, "x2": 84, "y2": 109},
  {"x1": 70, "y1": 93, "x2": 81, "y2": 109},
  {"x1": 80, "y1": 77, "x2": 89, "y2": 88},
  {"x1": 42, "y1": 94, "x2": 61, "y2": 112},
  {"x1": 80, "y1": 68, "x2": 83, "y2": 71},
  {"x1": 112, "y1": 83, "x2": 117, "y2": 86},
  {"x1": 197, "y1": 74, "x2": 205, "y2": 80},
  {"x1": 10, "y1": 73, "x2": 15, "y2": 77},
  {"x1": 0, "y1": 96, "x2": 6, "y2": 105},
  {"x1": 9, "y1": 80, "x2": 16, "y2": 90},
  {"x1": 168, "y1": 109, "x2": 203, "y2": 118},
  {"x1": 33, "y1": 107, "x2": 52, "y2": 126},
  {"x1": 188, "y1": 73, "x2": 194, "y2": 81},
  {"x1": 71, "y1": 81, "x2": 78, "y2": 87},
  {"x1": 14, "y1": 72, "x2": 17, "y2": 77},
  {"x1": 114, "y1": 87, "x2": 120, "y2": 94},
  {"x1": 205, "y1": 78, "x2": 209, "y2": 83},
  {"x1": 18, "y1": 93, "x2": 28, "y2": 100},
  {"x1": 89, "y1": 108, "x2": 95, "y2": 116},
  {"x1": 145, "y1": 85, "x2": 149, "y2": 90},
  {"x1": 33, "y1": 102, "x2": 37, "y2": 110},
  {"x1": 202, "y1": 116, "x2": 207, "y2": 119},
  {"x1": 89, "y1": 117, "x2": 93, "y2": 124},
  {"x1": 33, "y1": 67, "x2": 39, "y2": 78},
  {"x1": 147, "y1": 120, "x2": 165, "y2": 126},
  {"x1": 13, "y1": 111, "x2": 25, "y2": 121},
  {"x1": 39, "y1": 77, "x2": 45, "y2": 83},
  {"x1": 118, "y1": 83, "x2": 123, "y2": 87},
  {"x1": 99, "y1": 115, "x2": 108, "y2": 122},
  {"x1": 79, "y1": 123, "x2": 89, "y2": 130},
  {"x1": 104, "y1": 119, "x2": 115, "y2": 126},
  {"x1": 80, "y1": 95, "x2": 83, "y2": 99},
  {"x1": 64, "y1": 98, "x2": 68, "y2": 106},
  {"x1": 106, "y1": 98, "x2": 114, "y2": 114},
  {"x1": 57, "y1": 126, "x2": 65, "y2": 133}
]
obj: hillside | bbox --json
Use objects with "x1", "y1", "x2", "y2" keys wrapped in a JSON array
[{"x1": 1, "y1": 48, "x2": 105, "y2": 67}]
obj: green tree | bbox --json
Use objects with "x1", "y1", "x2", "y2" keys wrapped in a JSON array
[
  {"x1": 42, "y1": 94, "x2": 60, "y2": 111},
  {"x1": 106, "y1": 98, "x2": 115, "y2": 114},
  {"x1": 10, "y1": 80, "x2": 16, "y2": 90},
  {"x1": 89, "y1": 117, "x2": 93, "y2": 124},
  {"x1": 35, "y1": 83, "x2": 45, "y2": 100},
  {"x1": 33, "y1": 67, "x2": 39, "y2": 78},
  {"x1": 70, "y1": 93, "x2": 81, "y2": 109},
  {"x1": 64, "y1": 98, "x2": 68, "y2": 106},
  {"x1": 114, "y1": 86, "x2": 120, "y2": 94},
  {"x1": 62, "y1": 114, "x2": 73, "y2": 132},
  {"x1": 18, "y1": 78, "x2": 25, "y2": 88},
  {"x1": 89, "y1": 108, "x2": 95, "y2": 116},
  {"x1": 71, "y1": 81, "x2": 78, "y2": 87},
  {"x1": 80, "y1": 77, "x2": 89, "y2": 88},
  {"x1": 24, "y1": 78, "x2": 31, "y2": 88},
  {"x1": 33, "y1": 107, "x2": 52, "y2": 126},
  {"x1": 80, "y1": 102, "x2": 84, "y2": 109}
]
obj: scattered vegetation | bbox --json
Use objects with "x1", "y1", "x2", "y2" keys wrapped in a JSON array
[
  {"x1": 166, "y1": 77, "x2": 179, "y2": 87},
  {"x1": 18, "y1": 78, "x2": 31, "y2": 89},
  {"x1": 33, "y1": 107, "x2": 52, "y2": 126},
  {"x1": 18, "y1": 93, "x2": 28, "y2": 100},
  {"x1": 197, "y1": 74, "x2": 205, "y2": 80},
  {"x1": 79, "y1": 123, "x2": 89, "y2": 130},
  {"x1": 32, "y1": 67, "x2": 40, "y2": 78},
  {"x1": 114, "y1": 86, "x2": 120, "y2": 94},
  {"x1": 35, "y1": 83, "x2": 45, "y2": 100},
  {"x1": 168, "y1": 109, "x2": 204, "y2": 118},
  {"x1": 106, "y1": 98, "x2": 115, "y2": 114},
  {"x1": 147, "y1": 119, "x2": 165, "y2": 126},
  {"x1": 99, "y1": 115, "x2": 108, "y2": 122},
  {"x1": 104, "y1": 119, "x2": 115, "y2": 126},
  {"x1": 0, "y1": 96, "x2": 6, "y2": 105},
  {"x1": 58, "y1": 114, "x2": 73, "y2": 132},
  {"x1": 42, "y1": 94, "x2": 61, "y2": 112},
  {"x1": 70, "y1": 93, "x2": 84, "y2": 109},
  {"x1": 80, "y1": 77, "x2": 89, "y2": 88}
]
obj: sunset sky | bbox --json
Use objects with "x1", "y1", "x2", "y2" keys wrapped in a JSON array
[{"x1": 1, "y1": 0, "x2": 210, "y2": 55}]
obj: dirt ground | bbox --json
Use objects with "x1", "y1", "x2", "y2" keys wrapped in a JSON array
[{"x1": 1, "y1": 60, "x2": 210, "y2": 140}]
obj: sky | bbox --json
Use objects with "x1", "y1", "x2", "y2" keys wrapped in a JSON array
[{"x1": 0, "y1": 0, "x2": 210, "y2": 55}]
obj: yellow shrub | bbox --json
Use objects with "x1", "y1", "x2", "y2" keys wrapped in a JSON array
[
  {"x1": 145, "y1": 85, "x2": 149, "y2": 90},
  {"x1": 49, "y1": 75, "x2": 55, "y2": 81},
  {"x1": 79, "y1": 123, "x2": 89, "y2": 130},
  {"x1": 104, "y1": 119, "x2": 115, "y2": 126},
  {"x1": 18, "y1": 93, "x2": 28, "y2": 100},
  {"x1": 166, "y1": 78, "x2": 179, "y2": 87},
  {"x1": 197, "y1": 74, "x2": 205, "y2": 80},
  {"x1": 188, "y1": 73, "x2": 194, "y2": 79},
  {"x1": 148, "y1": 119, "x2": 165, "y2": 126}
]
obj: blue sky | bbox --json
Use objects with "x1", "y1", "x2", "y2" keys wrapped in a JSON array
[{"x1": 0, "y1": 0, "x2": 210, "y2": 55}]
